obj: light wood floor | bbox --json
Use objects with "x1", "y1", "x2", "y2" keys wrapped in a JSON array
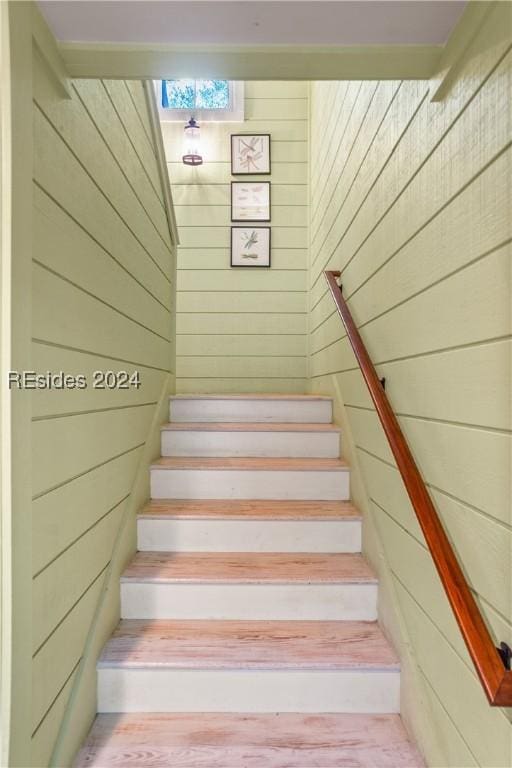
[
  {"x1": 141, "y1": 499, "x2": 361, "y2": 520},
  {"x1": 75, "y1": 712, "x2": 424, "y2": 767},
  {"x1": 98, "y1": 619, "x2": 400, "y2": 670},
  {"x1": 121, "y1": 551, "x2": 377, "y2": 583},
  {"x1": 151, "y1": 456, "x2": 348, "y2": 471}
]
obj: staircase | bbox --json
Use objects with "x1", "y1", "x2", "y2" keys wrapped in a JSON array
[{"x1": 76, "y1": 394, "x2": 423, "y2": 767}]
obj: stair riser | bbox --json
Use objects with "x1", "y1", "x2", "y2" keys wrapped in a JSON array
[
  {"x1": 98, "y1": 668, "x2": 400, "y2": 714},
  {"x1": 150, "y1": 469, "x2": 350, "y2": 500},
  {"x1": 137, "y1": 518, "x2": 362, "y2": 553},
  {"x1": 161, "y1": 431, "x2": 340, "y2": 458},
  {"x1": 171, "y1": 400, "x2": 332, "y2": 424},
  {"x1": 120, "y1": 583, "x2": 378, "y2": 621}
]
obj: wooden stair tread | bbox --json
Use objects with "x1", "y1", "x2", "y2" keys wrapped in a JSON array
[
  {"x1": 161, "y1": 421, "x2": 341, "y2": 432},
  {"x1": 140, "y1": 499, "x2": 361, "y2": 520},
  {"x1": 75, "y1": 712, "x2": 424, "y2": 767},
  {"x1": 171, "y1": 394, "x2": 332, "y2": 401},
  {"x1": 151, "y1": 457, "x2": 348, "y2": 471},
  {"x1": 122, "y1": 551, "x2": 375, "y2": 583},
  {"x1": 98, "y1": 619, "x2": 399, "y2": 670}
]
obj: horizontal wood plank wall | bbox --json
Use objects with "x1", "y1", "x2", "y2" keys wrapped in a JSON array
[
  {"x1": 308, "y1": 5, "x2": 511, "y2": 767},
  {"x1": 31, "y1": 59, "x2": 175, "y2": 767},
  {"x1": 162, "y1": 81, "x2": 308, "y2": 394}
]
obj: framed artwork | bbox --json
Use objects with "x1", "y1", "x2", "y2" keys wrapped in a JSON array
[
  {"x1": 231, "y1": 227, "x2": 271, "y2": 268},
  {"x1": 231, "y1": 134, "x2": 271, "y2": 175},
  {"x1": 231, "y1": 181, "x2": 271, "y2": 222}
]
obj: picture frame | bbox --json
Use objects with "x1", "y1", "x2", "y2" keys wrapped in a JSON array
[
  {"x1": 231, "y1": 227, "x2": 271, "y2": 268},
  {"x1": 231, "y1": 134, "x2": 271, "y2": 175},
  {"x1": 231, "y1": 181, "x2": 271, "y2": 222}
]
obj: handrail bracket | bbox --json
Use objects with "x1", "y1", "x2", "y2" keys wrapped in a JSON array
[{"x1": 498, "y1": 643, "x2": 512, "y2": 671}]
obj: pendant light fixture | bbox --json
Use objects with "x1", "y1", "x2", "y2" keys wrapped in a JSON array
[{"x1": 182, "y1": 117, "x2": 203, "y2": 166}]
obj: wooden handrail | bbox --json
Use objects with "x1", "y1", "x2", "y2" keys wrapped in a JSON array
[{"x1": 324, "y1": 270, "x2": 512, "y2": 707}]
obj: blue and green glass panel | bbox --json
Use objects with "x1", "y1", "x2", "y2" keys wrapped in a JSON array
[{"x1": 162, "y1": 80, "x2": 230, "y2": 110}]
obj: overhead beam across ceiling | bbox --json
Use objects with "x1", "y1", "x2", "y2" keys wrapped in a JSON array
[{"x1": 58, "y1": 43, "x2": 443, "y2": 80}]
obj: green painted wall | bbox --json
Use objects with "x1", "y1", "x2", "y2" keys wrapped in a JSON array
[
  {"x1": 307, "y1": 4, "x2": 511, "y2": 766},
  {"x1": 161, "y1": 82, "x2": 309, "y2": 394},
  {"x1": 1, "y1": 4, "x2": 33, "y2": 766},
  {"x1": 31, "y1": 57, "x2": 176, "y2": 766}
]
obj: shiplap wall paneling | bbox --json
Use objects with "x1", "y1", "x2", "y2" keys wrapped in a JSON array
[
  {"x1": 32, "y1": 62, "x2": 175, "y2": 767},
  {"x1": 308, "y1": 5, "x2": 512, "y2": 766},
  {"x1": 162, "y1": 81, "x2": 309, "y2": 394}
]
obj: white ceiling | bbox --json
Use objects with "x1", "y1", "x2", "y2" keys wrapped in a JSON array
[{"x1": 38, "y1": 1, "x2": 467, "y2": 46}]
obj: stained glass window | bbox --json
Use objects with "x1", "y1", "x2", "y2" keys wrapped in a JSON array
[{"x1": 162, "y1": 80, "x2": 230, "y2": 110}]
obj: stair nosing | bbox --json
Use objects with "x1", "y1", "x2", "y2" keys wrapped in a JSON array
[
  {"x1": 139, "y1": 514, "x2": 361, "y2": 521},
  {"x1": 150, "y1": 457, "x2": 349, "y2": 472},
  {"x1": 161, "y1": 421, "x2": 341, "y2": 433},
  {"x1": 98, "y1": 660, "x2": 398, "y2": 671},
  {"x1": 170, "y1": 394, "x2": 332, "y2": 401},
  {"x1": 121, "y1": 576, "x2": 376, "y2": 584}
]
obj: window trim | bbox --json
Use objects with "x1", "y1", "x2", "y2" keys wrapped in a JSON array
[{"x1": 156, "y1": 80, "x2": 244, "y2": 122}]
